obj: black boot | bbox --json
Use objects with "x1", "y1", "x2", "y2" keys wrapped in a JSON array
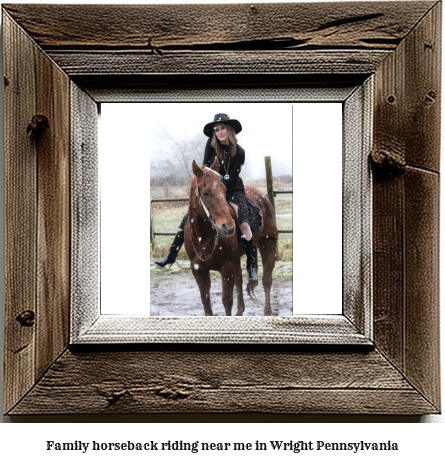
[
  {"x1": 242, "y1": 237, "x2": 258, "y2": 282},
  {"x1": 155, "y1": 230, "x2": 184, "y2": 268}
]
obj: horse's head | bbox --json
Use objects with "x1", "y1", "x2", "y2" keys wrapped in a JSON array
[{"x1": 191, "y1": 158, "x2": 235, "y2": 237}]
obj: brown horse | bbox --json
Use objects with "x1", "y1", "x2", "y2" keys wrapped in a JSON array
[{"x1": 184, "y1": 157, "x2": 278, "y2": 316}]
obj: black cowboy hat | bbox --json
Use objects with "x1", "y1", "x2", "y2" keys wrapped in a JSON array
[{"x1": 203, "y1": 113, "x2": 242, "y2": 137}]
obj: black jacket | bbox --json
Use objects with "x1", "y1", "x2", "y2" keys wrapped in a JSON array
[{"x1": 202, "y1": 138, "x2": 245, "y2": 192}]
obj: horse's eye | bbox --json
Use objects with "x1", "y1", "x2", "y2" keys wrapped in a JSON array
[{"x1": 203, "y1": 191, "x2": 210, "y2": 198}]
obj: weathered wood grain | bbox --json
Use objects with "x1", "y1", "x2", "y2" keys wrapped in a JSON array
[
  {"x1": 47, "y1": 50, "x2": 391, "y2": 77},
  {"x1": 3, "y1": 10, "x2": 71, "y2": 413},
  {"x1": 70, "y1": 83, "x2": 100, "y2": 341},
  {"x1": 371, "y1": 10, "x2": 408, "y2": 371},
  {"x1": 3, "y1": 2, "x2": 434, "y2": 82},
  {"x1": 8, "y1": 349, "x2": 438, "y2": 415},
  {"x1": 342, "y1": 81, "x2": 373, "y2": 336},
  {"x1": 371, "y1": 0, "x2": 434, "y2": 350},
  {"x1": 371, "y1": 2, "x2": 441, "y2": 412},
  {"x1": 404, "y1": 167, "x2": 440, "y2": 408},
  {"x1": 3, "y1": 12, "x2": 38, "y2": 414},
  {"x1": 2, "y1": 2, "x2": 436, "y2": 50},
  {"x1": 372, "y1": 33, "x2": 407, "y2": 177},
  {"x1": 372, "y1": 176, "x2": 405, "y2": 370},
  {"x1": 404, "y1": 2, "x2": 441, "y2": 172},
  {"x1": 73, "y1": 316, "x2": 371, "y2": 345},
  {"x1": 35, "y1": 44, "x2": 71, "y2": 380},
  {"x1": 372, "y1": 1, "x2": 441, "y2": 172}
]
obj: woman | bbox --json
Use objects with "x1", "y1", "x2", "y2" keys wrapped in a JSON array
[{"x1": 155, "y1": 113, "x2": 262, "y2": 283}]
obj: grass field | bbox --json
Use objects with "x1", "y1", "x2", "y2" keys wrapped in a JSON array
[{"x1": 150, "y1": 178, "x2": 293, "y2": 277}]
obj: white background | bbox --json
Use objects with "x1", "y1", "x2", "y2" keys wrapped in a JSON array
[{"x1": 0, "y1": 0, "x2": 444, "y2": 460}]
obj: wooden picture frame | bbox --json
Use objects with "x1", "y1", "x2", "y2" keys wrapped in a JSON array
[{"x1": 3, "y1": 2, "x2": 440, "y2": 415}]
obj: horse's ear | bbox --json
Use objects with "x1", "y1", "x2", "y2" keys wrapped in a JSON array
[
  {"x1": 211, "y1": 156, "x2": 220, "y2": 172},
  {"x1": 192, "y1": 160, "x2": 203, "y2": 178}
]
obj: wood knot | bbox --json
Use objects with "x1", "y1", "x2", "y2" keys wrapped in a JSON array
[
  {"x1": 154, "y1": 386, "x2": 192, "y2": 400},
  {"x1": 105, "y1": 390, "x2": 128, "y2": 405},
  {"x1": 386, "y1": 94, "x2": 396, "y2": 105},
  {"x1": 27, "y1": 115, "x2": 49, "y2": 140},
  {"x1": 95, "y1": 385, "x2": 130, "y2": 406},
  {"x1": 370, "y1": 148, "x2": 405, "y2": 178},
  {"x1": 16, "y1": 310, "x2": 35, "y2": 327}
]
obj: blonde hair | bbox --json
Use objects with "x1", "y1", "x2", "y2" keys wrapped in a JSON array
[{"x1": 211, "y1": 124, "x2": 238, "y2": 159}]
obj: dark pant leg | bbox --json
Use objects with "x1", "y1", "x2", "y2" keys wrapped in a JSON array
[{"x1": 179, "y1": 212, "x2": 189, "y2": 230}]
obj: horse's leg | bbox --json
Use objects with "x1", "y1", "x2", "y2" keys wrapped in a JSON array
[
  {"x1": 220, "y1": 262, "x2": 236, "y2": 316},
  {"x1": 258, "y1": 236, "x2": 276, "y2": 316},
  {"x1": 192, "y1": 266, "x2": 213, "y2": 316},
  {"x1": 234, "y1": 259, "x2": 245, "y2": 316}
]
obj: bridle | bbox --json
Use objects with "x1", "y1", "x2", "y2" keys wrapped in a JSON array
[
  {"x1": 195, "y1": 186, "x2": 217, "y2": 230},
  {"x1": 190, "y1": 184, "x2": 220, "y2": 262}
]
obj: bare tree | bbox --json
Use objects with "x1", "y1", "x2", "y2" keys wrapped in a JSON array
[{"x1": 150, "y1": 127, "x2": 206, "y2": 186}]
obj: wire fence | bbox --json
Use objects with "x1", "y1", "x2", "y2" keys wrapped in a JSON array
[{"x1": 150, "y1": 156, "x2": 292, "y2": 248}]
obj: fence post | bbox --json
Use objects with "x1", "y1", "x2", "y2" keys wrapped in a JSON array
[
  {"x1": 150, "y1": 198, "x2": 155, "y2": 253},
  {"x1": 264, "y1": 156, "x2": 280, "y2": 260},
  {"x1": 265, "y1": 156, "x2": 276, "y2": 217}
]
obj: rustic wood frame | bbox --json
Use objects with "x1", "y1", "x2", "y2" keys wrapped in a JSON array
[{"x1": 3, "y1": 2, "x2": 441, "y2": 415}]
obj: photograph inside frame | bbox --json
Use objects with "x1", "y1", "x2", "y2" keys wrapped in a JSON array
[{"x1": 99, "y1": 102, "x2": 342, "y2": 317}]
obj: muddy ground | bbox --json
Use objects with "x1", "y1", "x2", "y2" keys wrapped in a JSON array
[{"x1": 151, "y1": 264, "x2": 293, "y2": 317}]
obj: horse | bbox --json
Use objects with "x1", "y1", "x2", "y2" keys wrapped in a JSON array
[{"x1": 183, "y1": 157, "x2": 278, "y2": 316}]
